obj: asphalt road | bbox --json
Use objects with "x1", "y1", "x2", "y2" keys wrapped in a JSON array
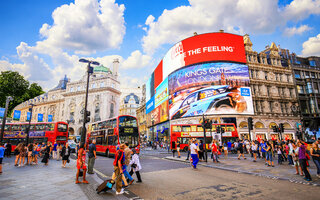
[{"x1": 93, "y1": 150, "x2": 320, "y2": 200}]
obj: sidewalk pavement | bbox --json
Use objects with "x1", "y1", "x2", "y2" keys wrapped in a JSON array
[
  {"x1": 0, "y1": 156, "x2": 130, "y2": 200},
  {"x1": 165, "y1": 153, "x2": 320, "y2": 186}
]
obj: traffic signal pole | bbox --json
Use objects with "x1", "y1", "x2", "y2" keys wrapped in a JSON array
[
  {"x1": 81, "y1": 63, "x2": 91, "y2": 146},
  {"x1": 202, "y1": 114, "x2": 208, "y2": 162}
]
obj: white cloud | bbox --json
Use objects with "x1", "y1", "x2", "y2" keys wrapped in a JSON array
[
  {"x1": 121, "y1": 50, "x2": 152, "y2": 69},
  {"x1": 283, "y1": 25, "x2": 312, "y2": 36},
  {"x1": 284, "y1": 0, "x2": 320, "y2": 21},
  {"x1": 39, "y1": 0, "x2": 125, "y2": 54},
  {"x1": 302, "y1": 34, "x2": 320, "y2": 56},
  {"x1": 142, "y1": 0, "x2": 320, "y2": 54}
]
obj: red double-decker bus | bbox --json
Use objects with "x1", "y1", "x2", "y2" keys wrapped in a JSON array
[
  {"x1": 2, "y1": 121, "x2": 69, "y2": 151},
  {"x1": 171, "y1": 123, "x2": 239, "y2": 151},
  {"x1": 87, "y1": 115, "x2": 140, "y2": 157}
]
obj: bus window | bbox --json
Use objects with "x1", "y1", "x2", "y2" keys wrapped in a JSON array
[
  {"x1": 182, "y1": 125, "x2": 191, "y2": 132},
  {"x1": 4, "y1": 125, "x2": 11, "y2": 131},
  {"x1": 99, "y1": 121, "x2": 107, "y2": 129},
  {"x1": 111, "y1": 119, "x2": 117, "y2": 128},
  {"x1": 56, "y1": 136, "x2": 67, "y2": 141},
  {"x1": 12, "y1": 125, "x2": 20, "y2": 131},
  {"x1": 108, "y1": 136, "x2": 117, "y2": 145},
  {"x1": 30, "y1": 125, "x2": 35, "y2": 131},
  {"x1": 57, "y1": 123, "x2": 68, "y2": 132},
  {"x1": 46, "y1": 124, "x2": 54, "y2": 131},
  {"x1": 226, "y1": 125, "x2": 235, "y2": 132},
  {"x1": 36, "y1": 124, "x2": 46, "y2": 131},
  {"x1": 172, "y1": 126, "x2": 181, "y2": 132},
  {"x1": 107, "y1": 129, "x2": 114, "y2": 136},
  {"x1": 119, "y1": 116, "x2": 137, "y2": 127},
  {"x1": 191, "y1": 125, "x2": 197, "y2": 132},
  {"x1": 96, "y1": 137, "x2": 103, "y2": 145},
  {"x1": 197, "y1": 126, "x2": 203, "y2": 132},
  {"x1": 9, "y1": 138, "x2": 20, "y2": 146},
  {"x1": 21, "y1": 125, "x2": 28, "y2": 131}
]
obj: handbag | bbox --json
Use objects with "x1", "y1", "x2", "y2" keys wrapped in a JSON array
[
  {"x1": 131, "y1": 163, "x2": 137, "y2": 168},
  {"x1": 79, "y1": 169, "x2": 83, "y2": 177}
]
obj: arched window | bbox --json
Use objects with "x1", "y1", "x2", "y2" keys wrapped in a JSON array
[
  {"x1": 269, "y1": 122, "x2": 277, "y2": 129},
  {"x1": 283, "y1": 123, "x2": 292, "y2": 129},
  {"x1": 255, "y1": 122, "x2": 265, "y2": 129},
  {"x1": 94, "y1": 103, "x2": 101, "y2": 122},
  {"x1": 239, "y1": 122, "x2": 248, "y2": 128}
]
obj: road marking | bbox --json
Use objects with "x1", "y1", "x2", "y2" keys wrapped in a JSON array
[{"x1": 93, "y1": 168, "x2": 109, "y2": 179}]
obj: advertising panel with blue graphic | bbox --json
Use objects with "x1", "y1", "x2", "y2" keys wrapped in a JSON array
[
  {"x1": 0, "y1": 108, "x2": 5, "y2": 118},
  {"x1": 168, "y1": 62, "x2": 254, "y2": 119},
  {"x1": 146, "y1": 96, "x2": 155, "y2": 114},
  {"x1": 27, "y1": 112, "x2": 31, "y2": 121},
  {"x1": 38, "y1": 113, "x2": 43, "y2": 122},
  {"x1": 48, "y1": 115, "x2": 53, "y2": 122},
  {"x1": 155, "y1": 77, "x2": 169, "y2": 108},
  {"x1": 13, "y1": 110, "x2": 21, "y2": 121}
]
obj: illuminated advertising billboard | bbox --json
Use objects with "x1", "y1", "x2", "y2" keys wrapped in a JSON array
[
  {"x1": 145, "y1": 32, "x2": 252, "y2": 124},
  {"x1": 162, "y1": 33, "x2": 246, "y2": 78},
  {"x1": 168, "y1": 62, "x2": 254, "y2": 119}
]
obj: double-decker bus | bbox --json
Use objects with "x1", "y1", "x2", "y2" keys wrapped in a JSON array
[
  {"x1": 87, "y1": 115, "x2": 140, "y2": 157},
  {"x1": 2, "y1": 121, "x2": 69, "y2": 151},
  {"x1": 171, "y1": 123, "x2": 238, "y2": 151}
]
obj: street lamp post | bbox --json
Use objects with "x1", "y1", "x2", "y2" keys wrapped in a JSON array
[
  {"x1": 0, "y1": 96, "x2": 13, "y2": 142},
  {"x1": 26, "y1": 104, "x2": 34, "y2": 145},
  {"x1": 79, "y1": 58, "x2": 100, "y2": 146}
]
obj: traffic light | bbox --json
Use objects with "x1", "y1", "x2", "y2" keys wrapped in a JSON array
[
  {"x1": 272, "y1": 126, "x2": 278, "y2": 133},
  {"x1": 221, "y1": 126, "x2": 225, "y2": 134},
  {"x1": 279, "y1": 123, "x2": 284, "y2": 133},
  {"x1": 248, "y1": 117, "x2": 253, "y2": 130},
  {"x1": 85, "y1": 111, "x2": 91, "y2": 123},
  {"x1": 202, "y1": 119, "x2": 212, "y2": 129},
  {"x1": 216, "y1": 125, "x2": 221, "y2": 134}
]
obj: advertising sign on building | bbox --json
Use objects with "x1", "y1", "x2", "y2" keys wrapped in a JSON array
[
  {"x1": 168, "y1": 62, "x2": 254, "y2": 119},
  {"x1": 146, "y1": 96, "x2": 155, "y2": 114},
  {"x1": 38, "y1": 113, "x2": 43, "y2": 122},
  {"x1": 48, "y1": 115, "x2": 53, "y2": 122},
  {"x1": 13, "y1": 110, "x2": 21, "y2": 121},
  {"x1": 0, "y1": 108, "x2": 5, "y2": 118},
  {"x1": 155, "y1": 77, "x2": 169, "y2": 108},
  {"x1": 162, "y1": 33, "x2": 246, "y2": 78}
]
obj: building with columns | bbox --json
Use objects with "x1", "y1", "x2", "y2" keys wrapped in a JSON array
[
  {"x1": 136, "y1": 84, "x2": 147, "y2": 140},
  {"x1": 14, "y1": 59, "x2": 121, "y2": 136},
  {"x1": 119, "y1": 87, "x2": 142, "y2": 117}
]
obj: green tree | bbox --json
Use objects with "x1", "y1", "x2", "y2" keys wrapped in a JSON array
[{"x1": 0, "y1": 71, "x2": 45, "y2": 116}]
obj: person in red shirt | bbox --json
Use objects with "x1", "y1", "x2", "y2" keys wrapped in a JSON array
[
  {"x1": 113, "y1": 144, "x2": 126, "y2": 195},
  {"x1": 211, "y1": 140, "x2": 219, "y2": 163}
]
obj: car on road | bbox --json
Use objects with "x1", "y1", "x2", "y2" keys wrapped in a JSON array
[{"x1": 171, "y1": 85, "x2": 247, "y2": 119}]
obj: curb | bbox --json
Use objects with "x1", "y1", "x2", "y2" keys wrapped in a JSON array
[{"x1": 164, "y1": 157, "x2": 320, "y2": 187}]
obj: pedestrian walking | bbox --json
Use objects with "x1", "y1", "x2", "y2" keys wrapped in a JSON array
[
  {"x1": 14, "y1": 143, "x2": 22, "y2": 166},
  {"x1": 61, "y1": 143, "x2": 71, "y2": 168},
  {"x1": 87, "y1": 140, "x2": 97, "y2": 174},
  {"x1": 266, "y1": 142, "x2": 274, "y2": 167},
  {"x1": 277, "y1": 146, "x2": 284, "y2": 165},
  {"x1": 251, "y1": 141, "x2": 258, "y2": 162},
  {"x1": 260, "y1": 140, "x2": 267, "y2": 164},
  {"x1": 310, "y1": 143, "x2": 320, "y2": 178},
  {"x1": 291, "y1": 143, "x2": 303, "y2": 176},
  {"x1": 176, "y1": 141, "x2": 181, "y2": 158},
  {"x1": 41, "y1": 142, "x2": 51, "y2": 166},
  {"x1": 297, "y1": 140, "x2": 312, "y2": 182},
  {"x1": 123, "y1": 142, "x2": 134, "y2": 185},
  {"x1": 33, "y1": 143, "x2": 40, "y2": 164},
  {"x1": 129, "y1": 149, "x2": 142, "y2": 182},
  {"x1": 18, "y1": 143, "x2": 26, "y2": 167},
  {"x1": 0, "y1": 143, "x2": 5, "y2": 174},
  {"x1": 57, "y1": 143, "x2": 62, "y2": 161},
  {"x1": 237, "y1": 140, "x2": 246, "y2": 160},
  {"x1": 113, "y1": 144, "x2": 125, "y2": 195},
  {"x1": 171, "y1": 140, "x2": 176, "y2": 157},
  {"x1": 76, "y1": 143, "x2": 89, "y2": 184},
  {"x1": 5, "y1": 142, "x2": 11, "y2": 157},
  {"x1": 27, "y1": 143, "x2": 33, "y2": 165},
  {"x1": 198, "y1": 140, "x2": 204, "y2": 161},
  {"x1": 186, "y1": 140, "x2": 191, "y2": 160},
  {"x1": 223, "y1": 142, "x2": 228, "y2": 158},
  {"x1": 52, "y1": 141, "x2": 57, "y2": 160},
  {"x1": 190, "y1": 139, "x2": 199, "y2": 169},
  {"x1": 211, "y1": 140, "x2": 219, "y2": 163}
]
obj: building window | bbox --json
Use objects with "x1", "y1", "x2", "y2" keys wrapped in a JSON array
[
  {"x1": 267, "y1": 86, "x2": 270, "y2": 96},
  {"x1": 250, "y1": 70, "x2": 254, "y2": 78},
  {"x1": 269, "y1": 101, "x2": 273, "y2": 112},
  {"x1": 300, "y1": 100, "x2": 309, "y2": 113},
  {"x1": 314, "y1": 83, "x2": 319, "y2": 93},
  {"x1": 310, "y1": 99, "x2": 316, "y2": 113},
  {"x1": 307, "y1": 82, "x2": 313, "y2": 93},
  {"x1": 309, "y1": 60, "x2": 316, "y2": 67},
  {"x1": 311, "y1": 72, "x2": 315, "y2": 78},
  {"x1": 305, "y1": 72, "x2": 310, "y2": 78},
  {"x1": 294, "y1": 71, "x2": 301, "y2": 79},
  {"x1": 77, "y1": 86, "x2": 81, "y2": 91},
  {"x1": 100, "y1": 82, "x2": 105, "y2": 87},
  {"x1": 70, "y1": 87, "x2": 74, "y2": 92},
  {"x1": 92, "y1": 83, "x2": 96, "y2": 88},
  {"x1": 94, "y1": 103, "x2": 101, "y2": 122},
  {"x1": 265, "y1": 72, "x2": 268, "y2": 80},
  {"x1": 109, "y1": 103, "x2": 114, "y2": 118},
  {"x1": 297, "y1": 85, "x2": 304, "y2": 94}
]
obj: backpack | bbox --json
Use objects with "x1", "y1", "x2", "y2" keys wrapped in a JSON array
[{"x1": 113, "y1": 150, "x2": 124, "y2": 166}]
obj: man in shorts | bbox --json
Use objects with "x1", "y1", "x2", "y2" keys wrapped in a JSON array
[
  {"x1": 260, "y1": 140, "x2": 267, "y2": 164},
  {"x1": 0, "y1": 143, "x2": 5, "y2": 174}
]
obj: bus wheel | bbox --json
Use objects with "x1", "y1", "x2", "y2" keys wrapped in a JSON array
[
  {"x1": 105, "y1": 150, "x2": 109, "y2": 157},
  {"x1": 183, "y1": 147, "x2": 188, "y2": 152}
]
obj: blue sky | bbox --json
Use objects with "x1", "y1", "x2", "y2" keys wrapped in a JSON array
[{"x1": 0, "y1": 0, "x2": 319, "y2": 91}]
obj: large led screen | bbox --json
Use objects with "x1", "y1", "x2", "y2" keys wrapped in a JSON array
[{"x1": 168, "y1": 62, "x2": 254, "y2": 119}]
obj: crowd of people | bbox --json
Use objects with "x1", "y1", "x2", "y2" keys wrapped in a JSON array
[
  {"x1": 178, "y1": 137, "x2": 320, "y2": 182},
  {"x1": 0, "y1": 141, "x2": 72, "y2": 171}
]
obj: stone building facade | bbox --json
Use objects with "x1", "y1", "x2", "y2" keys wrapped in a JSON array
[
  {"x1": 14, "y1": 59, "x2": 121, "y2": 136},
  {"x1": 238, "y1": 34, "x2": 300, "y2": 140},
  {"x1": 119, "y1": 87, "x2": 142, "y2": 117},
  {"x1": 136, "y1": 84, "x2": 147, "y2": 140}
]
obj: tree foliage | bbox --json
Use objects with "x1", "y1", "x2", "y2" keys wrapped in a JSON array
[{"x1": 0, "y1": 71, "x2": 45, "y2": 116}]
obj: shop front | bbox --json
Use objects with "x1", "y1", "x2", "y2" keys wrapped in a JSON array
[
  {"x1": 270, "y1": 133, "x2": 280, "y2": 141},
  {"x1": 255, "y1": 133, "x2": 267, "y2": 141},
  {"x1": 240, "y1": 132, "x2": 250, "y2": 140},
  {"x1": 283, "y1": 133, "x2": 294, "y2": 140},
  {"x1": 155, "y1": 121, "x2": 170, "y2": 143}
]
